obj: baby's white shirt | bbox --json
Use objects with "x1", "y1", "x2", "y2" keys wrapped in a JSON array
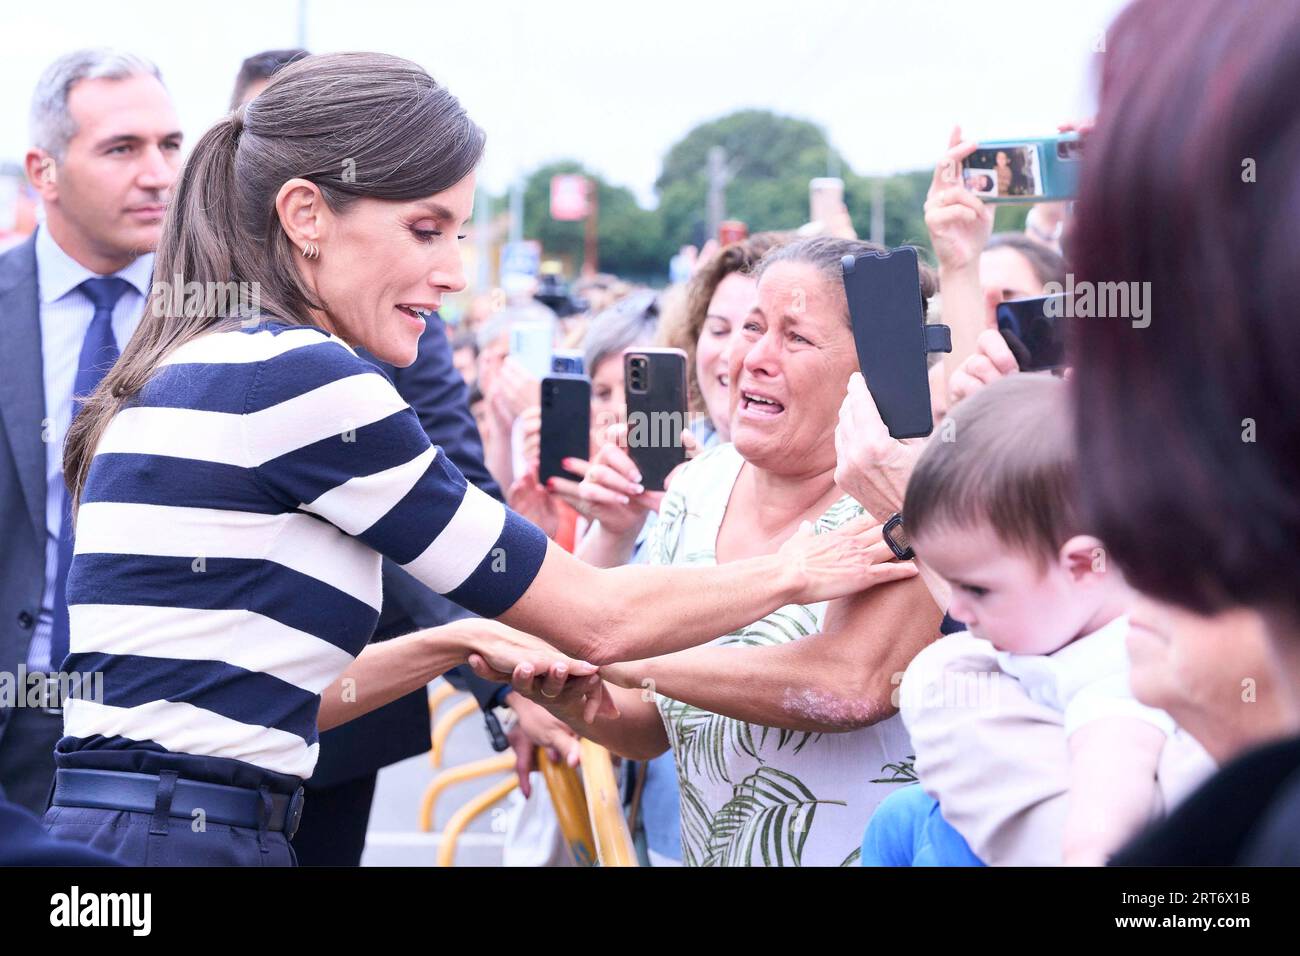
[{"x1": 995, "y1": 616, "x2": 1177, "y2": 738}]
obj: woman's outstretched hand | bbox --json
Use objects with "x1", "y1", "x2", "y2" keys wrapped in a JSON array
[
  {"x1": 463, "y1": 621, "x2": 620, "y2": 725},
  {"x1": 778, "y1": 515, "x2": 918, "y2": 605}
]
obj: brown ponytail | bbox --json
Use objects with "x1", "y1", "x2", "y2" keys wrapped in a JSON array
[{"x1": 63, "y1": 52, "x2": 485, "y2": 514}]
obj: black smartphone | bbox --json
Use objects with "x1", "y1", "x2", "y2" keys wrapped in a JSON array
[
  {"x1": 623, "y1": 348, "x2": 688, "y2": 491},
  {"x1": 841, "y1": 247, "x2": 943, "y2": 439},
  {"x1": 539, "y1": 375, "x2": 591, "y2": 484},
  {"x1": 997, "y1": 294, "x2": 1069, "y2": 372}
]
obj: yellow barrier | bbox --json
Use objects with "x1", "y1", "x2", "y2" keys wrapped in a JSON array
[
  {"x1": 578, "y1": 740, "x2": 638, "y2": 867},
  {"x1": 538, "y1": 748, "x2": 598, "y2": 866},
  {"x1": 419, "y1": 752, "x2": 517, "y2": 832},
  {"x1": 430, "y1": 696, "x2": 481, "y2": 769},
  {"x1": 435, "y1": 775, "x2": 518, "y2": 867}
]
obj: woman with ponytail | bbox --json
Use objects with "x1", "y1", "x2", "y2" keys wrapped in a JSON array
[{"x1": 46, "y1": 52, "x2": 901, "y2": 865}]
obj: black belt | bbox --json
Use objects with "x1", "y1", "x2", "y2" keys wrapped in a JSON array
[{"x1": 53, "y1": 769, "x2": 306, "y2": 839}]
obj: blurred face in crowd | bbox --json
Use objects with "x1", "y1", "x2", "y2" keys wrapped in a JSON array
[
  {"x1": 915, "y1": 520, "x2": 1122, "y2": 655},
  {"x1": 477, "y1": 331, "x2": 509, "y2": 396},
  {"x1": 979, "y1": 246, "x2": 1044, "y2": 325},
  {"x1": 453, "y1": 344, "x2": 477, "y2": 386},
  {"x1": 27, "y1": 72, "x2": 182, "y2": 273},
  {"x1": 1126, "y1": 595, "x2": 1298, "y2": 762},
  {"x1": 291, "y1": 172, "x2": 473, "y2": 366},
  {"x1": 697, "y1": 272, "x2": 756, "y2": 439},
  {"x1": 590, "y1": 353, "x2": 625, "y2": 456},
  {"x1": 729, "y1": 261, "x2": 858, "y2": 476}
]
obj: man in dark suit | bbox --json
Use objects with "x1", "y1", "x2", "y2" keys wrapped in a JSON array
[{"x1": 0, "y1": 49, "x2": 182, "y2": 814}]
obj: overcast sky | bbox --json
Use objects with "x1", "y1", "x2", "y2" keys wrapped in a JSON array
[{"x1": 1, "y1": 0, "x2": 1128, "y2": 204}]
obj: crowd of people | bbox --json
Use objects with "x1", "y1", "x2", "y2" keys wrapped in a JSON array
[{"x1": 1, "y1": 0, "x2": 1298, "y2": 869}]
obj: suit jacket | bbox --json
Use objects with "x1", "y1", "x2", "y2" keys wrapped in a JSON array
[
  {"x1": 0, "y1": 236, "x2": 47, "y2": 752},
  {"x1": 0, "y1": 232, "x2": 506, "y2": 781}
]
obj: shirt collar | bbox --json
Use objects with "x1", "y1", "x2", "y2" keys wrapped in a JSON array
[{"x1": 35, "y1": 224, "x2": 154, "y2": 305}]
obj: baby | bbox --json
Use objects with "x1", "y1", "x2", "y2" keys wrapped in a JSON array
[{"x1": 900, "y1": 374, "x2": 1175, "y2": 866}]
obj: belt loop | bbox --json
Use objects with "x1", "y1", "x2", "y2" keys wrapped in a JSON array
[
  {"x1": 150, "y1": 770, "x2": 179, "y2": 835},
  {"x1": 257, "y1": 785, "x2": 273, "y2": 853}
]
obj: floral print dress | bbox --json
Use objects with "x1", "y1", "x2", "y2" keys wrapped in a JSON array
[{"x1": 648, "y1": 444, "x2": 915, "y2": 866}]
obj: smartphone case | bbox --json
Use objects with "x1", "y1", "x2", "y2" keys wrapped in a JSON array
[
  {"x1": 841, "y1": 247, "x2": 951, "y2": 440},
  {"x1": 996, "y1": 294, "x2": 1070, "y2": 371},
  {"x1": 624, "y1": 349, "x2": 688, "y2": 492},
  {"x1": 539, "y1": 375, "x2": 591, "y2": 484},
  {"x1": 965, "y1": 133, "x2": 1081, "y2": 204}
]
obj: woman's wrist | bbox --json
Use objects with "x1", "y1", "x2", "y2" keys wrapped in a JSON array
[{"x1": 423, "y1": 620, "x2": 477, "y2": 671}]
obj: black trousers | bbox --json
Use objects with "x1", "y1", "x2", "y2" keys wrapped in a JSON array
[{"x1": 291, "y1": 773, "x2": 377, "y2": 866}]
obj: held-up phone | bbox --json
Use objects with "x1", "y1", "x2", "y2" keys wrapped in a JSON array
[
  {"x1": 551, "y1": 349, "x2": 584, "y2": 376},
  {"x1": 810, "y1": 177, "x2": 845, "y2": 225},
  {"x1": 623, "y1": 348, "x2": 688, "y2": 491},
  {"x1": 509, "y1": 319, "x2": 554, "y2": 380},
  {"x1": 841, "y1": 247, "x2": 952, "y2": 440},
  {"x1": 961, "y1": 133, "x2": 1081, "y2": 204},
  {"x1": 539, "y1": 374, "x2": 591, "y2": 484},
  {"x1": 996, "y1": 294, "x2": 1070, "y2": 372}
]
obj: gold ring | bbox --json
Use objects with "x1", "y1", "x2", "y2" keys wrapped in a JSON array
[{"x1": 540, "y1": 688, "x2": 560, "y2": 699}]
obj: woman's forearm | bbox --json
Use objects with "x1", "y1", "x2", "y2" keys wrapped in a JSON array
[
  {"x1": 605, "y1": 640, "x2": 892, "y2": 734},
  {"x1": 541, "y1": 684, "x2": 671, "y2": 761},
  {"x1": 318, "y1": 626, "x2": 466, "y2": 732},
  {"x1": 602, "y1": 577, "x2": 942, "y2": 732},
  {"x1": 574, "y1": 519, "x2": 642, "y2": 569},
  {"x1": 939, "y1": 262, "x2": 986, "y2": 379},
  {"x1": 505, "y1": 550, "x2": 800, "y2": 665}
]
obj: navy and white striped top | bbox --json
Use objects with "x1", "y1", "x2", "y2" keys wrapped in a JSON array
[{"x1": 58, "y1": 320, "x2": 547, "y2": 786}]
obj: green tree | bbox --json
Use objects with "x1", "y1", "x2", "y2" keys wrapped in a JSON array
[{"x1": 655, "y1": 109, "x2": 846, "y2": 248}]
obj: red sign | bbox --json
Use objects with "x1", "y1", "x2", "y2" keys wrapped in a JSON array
[{"x1": 550, "y1": 174, "x2": 590, "y2": 221}]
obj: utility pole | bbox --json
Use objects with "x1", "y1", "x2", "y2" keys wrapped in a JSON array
[
  {"x1": 582, "y1": 179, "x2": 599, "y2": 277},
  {"x1": 870, "y1": 177, "x2": 886, "y2": 245},
  {"x1": 706, "y1": 146, "x2": 729, "y2": 241}
]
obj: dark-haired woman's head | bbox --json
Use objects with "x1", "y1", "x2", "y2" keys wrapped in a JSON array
[
  {"x1": 979, "y1": 231, "x2": 1067, "y2": 319},
  {"x1": 232, "y1": 52, "x2": 484, "y2": 366},
  {"x1": 66, "y1": 51, "x2": 485, "y2": 507},
  {"x1": 731, "y1": 236, "x2": 935, "y2": 476},
  {"x1": 1069, "y1": 0, "x2": 1300, "y2": 658}
]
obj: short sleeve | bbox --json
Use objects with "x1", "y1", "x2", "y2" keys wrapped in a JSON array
[
  {"x1": 1064, "y1": 672, "x2": 1177, "y2": 738},
  {"x1": 247, "y1": 337, "x2": 547, "y2": 618}
]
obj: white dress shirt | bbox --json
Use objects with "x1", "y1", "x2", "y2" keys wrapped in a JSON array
[{"x1": 25, "y1": 225, "x2": 152, "y2": 671}]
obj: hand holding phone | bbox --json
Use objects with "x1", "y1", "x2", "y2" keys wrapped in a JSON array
[{"x1": 961, "y1": 134, "x2": 1081, "y2": 204}]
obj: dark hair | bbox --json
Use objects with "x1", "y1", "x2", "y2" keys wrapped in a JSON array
[
  {"x1": 905, "y1": 375, "x2": 1081, "y2": 567},
  {"x1": 230, "y1": 48, "x2": 309, "y2": 109},
  {"x1": 659, "y1": 232, "x2": 790, "y2": 414},
  {"x1": 985, "y1": 232, "x2": 1068, "y2": 289},
  {"x1": 66, "y1": 52, "x2": 486, "y2": 512},
  {"x1": 451, "y1": 329, "x2": 479, "y2": 356},
  {"x1": 1069, "y1": 0, "x2": 1300, "y2": 623},
  {"x1": 755, "y1": 236, "x2": 938, "y2": 323}
]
